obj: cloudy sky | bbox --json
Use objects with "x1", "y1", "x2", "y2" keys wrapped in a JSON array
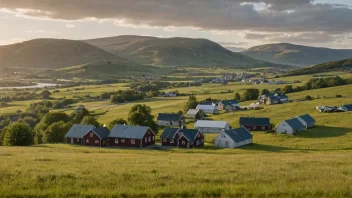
[{"x1": 1, "y1": 0, "x2": 352, "y2": 49}]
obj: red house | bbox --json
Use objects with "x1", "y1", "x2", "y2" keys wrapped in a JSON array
[
  {"x1": 177, "y1": 129, "x2": 204, "y2": 148},
  {"x1": 83, "y1": 127, "x2": 110, "y2": 147},
  {"x1": 239, "y1": 117, "x2": 271, "y2": 131},
  {"x1": 65, "y1": 124, "x2": 96, "y2": 145},
  {"x1": 109, "y1": 125, "x2": 155, "y2": 148},
  {"x1": 160, "y1": 128, "x2": 180, "y2": 146}
]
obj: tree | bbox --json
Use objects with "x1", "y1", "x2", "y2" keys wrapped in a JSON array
[
  {"x1": 242, "y1": 88, "x2": 259, "y2": 101},
  {"x1": 41, "y1": 90, "x2": 52, "y2": 99},
  {"x1": 3, "y1": 122, "x2": 33, "y2": 146},
  {"x1": 261, "y1": 89, "x2": 270, "y2": 95},
  {"x1": 42, "y1": 121, "x2": 72, "y2": 143},
  {"x1": 70, "y1": 107, "x2": 90, "y2": 124},
  {"x1": 81, "y1": 116, "x2": 100, "y2": 127},
  {"x1": 282, "y1": 85, "x2": 294, "y2": 94},
  {"x1": 127, "y1": 104, "x2": 158, "y2": 132},
  {"x1": 305, "y1": 95, "x2": 314, "y2": 100},
  {"x1": 184, "y1": 95, "x2": 198, "y2": 112},
  {"x1": 234, "y1": 92, "x2": 241, "y2": 101},
  {"x1": 108, "y1": 118, "x2": 127, "y2": 130}
]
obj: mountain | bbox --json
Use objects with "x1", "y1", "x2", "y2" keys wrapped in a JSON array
[
  {"x1": 284, "y1": 58, "x2": 352, "y2": 76},
  {"x1": 84, "y1": 35, "x2": 284, "y2": 68},
  {"x1": 242, "y1": 43, "x2": 352, "y2": 66},
  {"x1": 224, "y1": 47, "x2": 246, "y2": 52},
  {"x1": 0, "y1": 38, "x2": 134, "y2": 69}
]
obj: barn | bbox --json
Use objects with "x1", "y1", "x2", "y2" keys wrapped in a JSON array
[
  {"x1": 296, "y1": 114, "x2": 316, "y2": 129},
  {"x1": 214, "y1": 127, "x2": 253, "y2": 148},
  {"x1": 239, "y1": 117, "x2": 271, "y2": 131},
  {"x1": 65, "y1": 124, "x2": 96, "y2": 145},
  {"x1": 109, "y1": 125, "x2": 155, "y2": 148},
  {"x1": 194, "y1": 120, "x2": 231, "y2": 133},
  {"x1": 82, "y1": 127, "x2": 110, "y2": 147},
  {"x1": 276, "y1": 118, "x2": 305, "y2": 135}
]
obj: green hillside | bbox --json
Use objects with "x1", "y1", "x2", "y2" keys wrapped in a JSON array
[
  {"x1": 0, "y1": 39, "x2": 132, "y2": 69},
  {"x1": 84, "y1": 35, "x2": 285, "y2": 68},
  {"x1": 284, "y1": 58, "x2": 352, "y2": 76},
  {"x1": 242, "y1": 43, "x2": 352, "y2": 66}
]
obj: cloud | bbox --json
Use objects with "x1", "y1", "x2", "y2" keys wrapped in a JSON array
[
  {"x1": 0, "y1": 0, "x2": 351, "y2": 34},
  {"x1": 218, "y1": 41, "x2": 248, "y2": 46},
  {"x1": 24, "y1": 30, "x2": 60, "y2": 34},
  {"x1": 65, "y1": 23, "x2": 75, "y2": 28}
]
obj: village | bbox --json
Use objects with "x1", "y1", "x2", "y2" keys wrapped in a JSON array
[{"x1": 64, "y1": 93, "x2": 340, "y2": 149}]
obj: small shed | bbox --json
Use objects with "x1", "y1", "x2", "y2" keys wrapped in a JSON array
[
  {"x1": 214, "y1": 127, "x2": 253, "y2": 148},
  {"x1": 160, "y1": 128, "x2": 180, "y2": 146},
  {"x1": 276, "y1": 118, "x2": 305, "y2": 135},
  {"x1": 177, "y1": 129, "x2": 204, "y2": 148}
]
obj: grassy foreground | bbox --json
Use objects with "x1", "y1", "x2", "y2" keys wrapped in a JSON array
[{"x1": 0, "y1": 145, "x2": 351, "y2": 197}]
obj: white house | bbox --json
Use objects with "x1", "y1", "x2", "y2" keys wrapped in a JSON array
[
  {"x1": 296, "y1": 114, "x2": 316, "y2": 129},
  {"x1": 194, "y1": 120, "x2": 230, "y2": 133},
  {"x1": 214, "y1": 127, "x2": 253, "y2": 148},
  {"x1": 276, "y1": 118, "x2": 306, "y2": 135},
  {"x1": 196, "y1": 104, "x2": 218, "y2": 114}
]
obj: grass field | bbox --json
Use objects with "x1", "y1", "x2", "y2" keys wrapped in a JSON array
[{"x1": 1, "y1": 72, "x2": 352, "y2": 197}]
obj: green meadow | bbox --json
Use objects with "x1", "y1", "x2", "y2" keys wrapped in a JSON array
[{"x1": 1, "y1": 71, "x2": 352, "y2": 197}]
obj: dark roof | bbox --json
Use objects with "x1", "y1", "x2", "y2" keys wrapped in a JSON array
[
  {"x1": 221, "y1": 100, "x2": 238, "y2": 106},
  {"x1": 298, "y1": 114, "x2": 315, "y2": 125},
  {"x1": 160, "y1": 128, "x2": 179, "y2": 139},
  {"x1": 178, "y1": 129, "x2": 200, "y2": 141},
  {"x1": 239, "y1": 117, "x2": 270, "y2": 126},
  {"x1": 65, "y1": 124, "x2": 95, "y2": 138},
  {"x1": 92, "y1": 127, "x2": 110, "y2": 139},
  {"x1": 268, "y1": 96, "x2": 280, "y2": 101},
  {"x1": 278, "y1": 94, "x2": 288, "y2": 99},
  {"x1": 225, "y1": 127, "x2": 252, "y2": 142},
  {"x1": 109, "y1": 125, "x2": 151, "y2": 139},
  {"x1": 341, "y1": 104, "x2": 352, "y2": 111},
  {"x1": 285, "y1": 118, "x2": 305, "y2": 130},
  {"x1": 157, "y1": 113, "x2": 182, "y2": 121}
]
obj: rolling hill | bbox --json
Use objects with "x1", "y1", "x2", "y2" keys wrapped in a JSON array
[
  {"x1": 284, "y1": 58, "x2": 352, "y2": 76},
  {"x1": 0, "y1": 38, "x2": 135, "y2": 69},
  {"x1": 242, "y1": 43, "x2": 352, "y2": 66},
  {"x1": 84, "y1": 35, "x2": 285, "y2": 68}
]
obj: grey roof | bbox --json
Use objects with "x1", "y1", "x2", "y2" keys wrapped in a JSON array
[
  {"x1": 341, "y1": 104, "x2": 352, "y2": 111},
  {"x1": 195, "y1": 120, "x2": 228, "y2": 128},
  {"x1": 221, "y1": 100, "x2": 238, "y2": 106},
  {"x1": 92, "y1": 127, "x2": 110, "y2": 139},
  {"x1": 239, "y1": 117, "x2": 270, "y2": 126},
  {"x1": 297, "y1": 114, "x2": 315, "y2": 125},
  {"x1": 178, "y1": 129, "x2": 200, "y2": 141},
  {"x1": 109, "y1": 125, "x2": 152, "y2": 139},
  {"x1": 285, "y1": 118, "x2": 305, "y2": 130},
  {"x1": 160, "y1": 128, "x2": 179, "y2": 139},
  {"x1": 65, "y1": 124, "x2": 95, "y2": 138},
  {"x1": 278, "y1": 94, "x2": 288, "y2": 99},
  {"x1": 157, "y1": 113, "x2": 182, "y2": 121},
  {"x1": 224, "y1": 127, "x2": 252, "y2": 142},
  {"x1": 268, "y1": 96, "x2": 280, "y2": 101},
  {"x1": 186, "y1": 109, "x2": 200, "y2": 115},
  {"x1": 196, "y1": 105, "x2": 216, "y2": 110}
]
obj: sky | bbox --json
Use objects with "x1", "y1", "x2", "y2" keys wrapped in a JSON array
[{"x1": 0, "y1": 0, "x2": 352, "y2": 49}]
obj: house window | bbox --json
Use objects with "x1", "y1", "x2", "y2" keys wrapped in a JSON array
[
  {"x1": 182, "y1": 141, "x2": 185, "y2": 145},
  {"x1": 131, "y1": 139, "x2": 135, "y2": 144},
  {"x1": 95, "y1": 140, "x2": 99, "y2": 144},
  {"x1": 201, "y1": 139, "x2": 204, "y2": 143},
  {"x1": 253, "y1": 126, "x2": 256, "y2": 130},
  {"x1": 115, "y1": 139, "x2": 118, "y2": 144},
  {"x1": 90, "y1": 132, "x2": 93, "y2": 137},
  {"x1": 86, "y1": 139, "x2": 89, "y2": 143},
  {"x1": 77, "y1": 138, "x2": 79, "y2": 142},
  {"x1": 152, "y1": 136, "x2": 155, "y2": 141},
  {"x1": 121, "y1": 139, "x2": 125, "y2": 143},
  {"x1": 145, "y1": 137, "x2": 147, "y2": 142},
  {"x1": 71, "y1": 138, "x2": 73, "y2": 143},
  {"x1": 262, "y1": 127, "x2": 266, "y2": 130},
  {"x1": 163, "y1": 138, "x2": 167, "y2": 142},
  {"x1": 148, "y1": 137, "x2": 151, "y2": 142},
  {"x1": 170, "y1": 140, "x2": 174, "y2": 144}
]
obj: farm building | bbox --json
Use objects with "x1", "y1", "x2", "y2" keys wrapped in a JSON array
[
  {"x1": 276, "y1": 118, "x2": 306, "y2": 135},
  {"x1": 196, "y1": 104, "x2": 218, "y2": 114},
  {"x1": 177, "y1": 129, "x2": 204, "y2": 148},
  {"x1": 109, "y1": 125, "x2": 155, "y2": 148},
  {"x1": 218, "y1": 100, "x2": 239, "y2": 111},
  {"x1": 276, "y1": 94, "x2": 289, "y2": 103},
  {"x1": 157, "y1": 113, "x2": 185, "y2": 127},
  {"x1": 214, "y1": 127, "x2": 253, "y2": 148},
  {"x1": 83, "y1": 127, "x2": 110, "y2": 147},
  {"x1": 194, "y1": 120, "x2": 230, "y2": 133},
  {"x1": 65, "y1": 124, "x2": 95, "y2": 145},
  {"x1": 296, "y1": 114, "x2": 316, "y2": 129},
  {"x1": 185, "y1": 109, "x2": 202, "y2": 120},
  {"x1": 160, "y1": 128, "x2": 180, "y2": 146},
  {"x1": 239, "y1": 117, "x2": 271, "y2": 131},
  {"x1": 267, "y1": 96, "x2": 281, "y2": 105},
  {"x1": 338, "y1": 104, "x2": 352, "y2": 112}
]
